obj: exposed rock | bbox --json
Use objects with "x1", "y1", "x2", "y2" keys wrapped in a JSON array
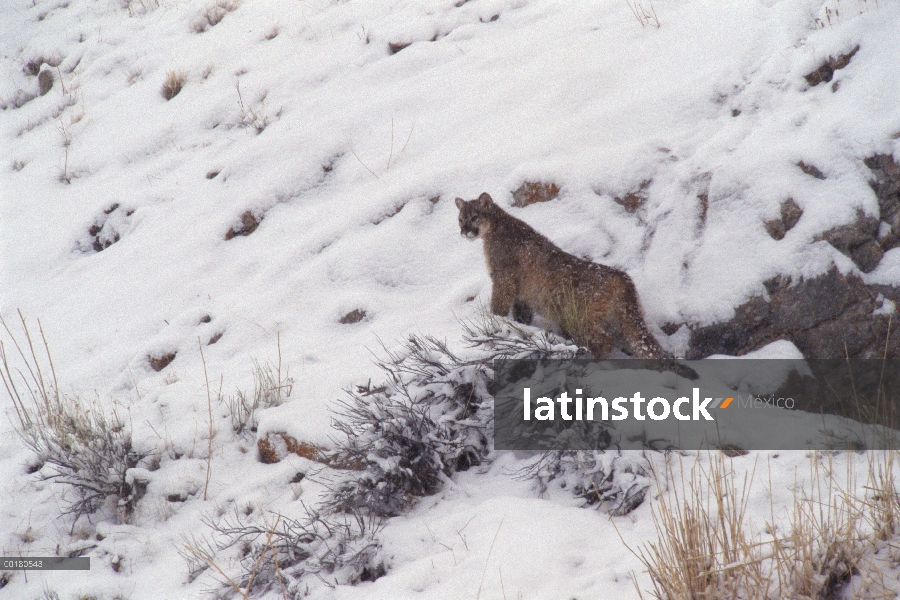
[
  {"x1": 83, "y1": 204, "x2": 127, "y2": 253},
  {"x1": 224, "y1": 210, "x2": 261, "y2": 239},
  {"x1": 697, "y1": 192, "x2": 709, "y2": 228},
  {"x1": 818, "y1": 211, "x2": 881, "y2": 272},
  {"x1": 781, "y1": 198, "x2": 803, "y2": 230},
  {"x1": 148, "y1": 352, "x2": 177, "y2": 371},
  {"x1": 765, "y1": 197, "x2": 803, "y2": 240},
  {"x1": 797, "y1": 161, "x2": 826, "y2": 180},
  {"x1": 688, "y1": 267, "x2": 900, "y2": 359},
  {"x1": 848, "y1": 239, "x2": 885, "y2": 273},
  {"x1": 719, "y1": 445, "x2": 749, "y2": 458},
  {"x1": 257, "y1": 432, "x2": 321, "y2": 464},
  {"x1": 388, "y1": 41, "x2": 412, "y2": 54},
  {"x1": 793, "y1": 154, "x2": 900, "y2": 272},
  {"x1": 511, "y1": 181, "x2": 560, "y2": 207},
  {"x1": 660, "y1": 322, "x2": 681, "y2": 336},
  {"x1": 612, "y1": 180, "x2": 650, "y2": 213},
  {"x1": 773, "y1": 360, "x2": 900, "y2": 430},
  {"x1": 38, "y1": 69, "x2": 53, "y2": 96},
  {"x1": 24, "y1": 58, "x2": 44, "y2": 76},
  {"x1": 688, "y1": 155, "x2": 900, "y2": 358},
  {"x1": 865, "y1": 153, "x2": 900, "y2": 251},
  {"x1": 803, "y1": 45, "x2": 859, "y2": 87},
  {"x1": 339, "y1": 309, "x2": 367, "y2": 324}
]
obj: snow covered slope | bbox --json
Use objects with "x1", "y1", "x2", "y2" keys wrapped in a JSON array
[{"x1": 2, "y1": 0, "x2": 900, "y2": 597}]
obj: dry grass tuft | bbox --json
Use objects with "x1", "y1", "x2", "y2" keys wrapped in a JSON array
[
  {"x1": 625, "y1": 0, "x2": 660, "y2": 28},
  {"x1": 235, "y1": 82, "x2": 277, "y2": 134},
  {"x1": 224, "y1": 352, "x2": 292, "y2": 435},
  {"x1": 634, "y1": 451, "x2": 900, "y2": 599},
  {"x1": 192, "y1": 0, "x2": 240, "y2": 33},
  {"x1": 126, "y1": 66, "x2": 143, "y2": 85},
  {"x1": 161, "y1": 69, "x2": 186, "y2": 100},
  {"x1": 636, "y1": 453, "x2": 767, "y2": 599}
]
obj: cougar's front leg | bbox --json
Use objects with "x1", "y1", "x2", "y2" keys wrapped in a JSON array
[
  {"x1": 512, "y1": 300, "x2": 533, "y2": 325},
  {"x1": 489, "y1": 274, "x2": 516, "y2": 317}
]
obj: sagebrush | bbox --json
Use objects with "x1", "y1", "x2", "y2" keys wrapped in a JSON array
[{"x1": 1, "y1": 313, "x2": 146, "y2": 521}]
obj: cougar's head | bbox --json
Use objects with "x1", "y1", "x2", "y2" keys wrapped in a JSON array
[{"x1": 455, "y1": 192, "x2": 494, "y2": 239}]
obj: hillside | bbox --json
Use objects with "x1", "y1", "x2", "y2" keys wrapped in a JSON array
[{"x1": 2, "y1": 0, "x2": 900, "y2": 598}]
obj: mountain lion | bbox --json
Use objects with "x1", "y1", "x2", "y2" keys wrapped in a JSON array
[{"x1": 456, "y1": 192, "x2": 666, "y2": 359}]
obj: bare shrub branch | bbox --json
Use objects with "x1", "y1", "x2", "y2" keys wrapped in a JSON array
[{"x1": 201, "y1": 505, "x2": 384, "y2": 595}]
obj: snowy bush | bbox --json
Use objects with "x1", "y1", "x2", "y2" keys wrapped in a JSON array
[
  {"x1": 196, "y1": 313, "x2": 646, "y2": 595},
  {"x1": 323, "y1": 312, "x2": 593, "y2": 518},
  {"x1": 1, "y1": 315, "x2": 146, "y2": 520},
  {"x1": 325, "y1": 333, "x2": 493, "y2": 517},
  {"x1": 192, "y1": 505, "x2": 383, "y2": 596},
  {"x1": 520, "y1": 450, "x2": 651, "y2": 516}
]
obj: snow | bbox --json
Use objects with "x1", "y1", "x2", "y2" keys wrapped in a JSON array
[{"x1": 2, "y1": 0, "x2": 900, "y2": 597}]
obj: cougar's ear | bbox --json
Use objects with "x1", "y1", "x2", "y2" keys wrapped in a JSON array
[
  {"x1": 455, "y1": 197, "x2": 465, "y2": 210},
  {"x1": 477, "y1": 192, "x2": 493, "y2": 206}
]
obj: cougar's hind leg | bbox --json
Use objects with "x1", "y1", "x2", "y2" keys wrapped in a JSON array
[
  {"x1": 585, "y1": 324, "x2": 615, "y2": 359},
  {"x1": 618, "y1": 286, "x2": 668, "y2": 359},
  {"x1": 620, "y1": 311, "x2": 667, "y2": 358}
]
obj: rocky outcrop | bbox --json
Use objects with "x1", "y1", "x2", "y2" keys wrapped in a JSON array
[
  {"x1": 817, "y1": 153, "x2": 900, "y2": 273},
  {"x1": 689, "y1": 154, "x2": 900, "y2": 359},
  {"x1": 818, "y1": 211, "x2": 883, "y2": 273},
  {"x1": 866, "y1": 153, "x2": 900, "y2": 252},
  {"x1": 688, "y1": 267, "x2": 900, "y2": 359}
]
